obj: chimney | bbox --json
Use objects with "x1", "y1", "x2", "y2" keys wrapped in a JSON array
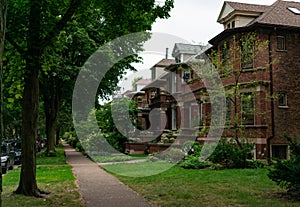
[{"x1": 165, "y1": 48, "x2": 169, "y2": 59}]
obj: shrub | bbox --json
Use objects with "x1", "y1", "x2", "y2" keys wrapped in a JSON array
[
  {"x1": 179, "y1": 156, "x2": 212, "y2": 169},
  {"x1": 268, "y1": 135, "x2": 300, "y2": 197},
  {"x1": 156, "y1": 148, "x2": 185, "y2": 163},
  {"x1": 76, "y1": 141, "x2": 84, "y2": 152},
  {"x1": 182, "y1": 141, "x2": 202, "y2": 156},
  {"x1": 208, "y1": 137, "x2": 254, "y2": 168}
]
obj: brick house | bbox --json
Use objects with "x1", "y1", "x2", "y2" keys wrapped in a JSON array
[
  {"x1": 204, "y1": 0, "x2": 300, "y2": 159},
  {"x1": 128, "y1": 0, "x2": 300, "y2": 159}
]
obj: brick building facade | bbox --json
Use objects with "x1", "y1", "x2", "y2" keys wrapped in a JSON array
[{"x1": 127, "y1": 0, "x2": 300, "y2": 159}]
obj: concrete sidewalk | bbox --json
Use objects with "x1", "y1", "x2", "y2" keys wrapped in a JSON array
[{"x1": 63, "y1": 143, "x2": 154, "y2": 207}]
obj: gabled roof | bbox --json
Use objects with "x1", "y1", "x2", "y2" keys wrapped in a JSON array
[
  {"x1": 172, "y1": 43, "x2": 204, "y2": 57},
  {"x1": 211, "y1": 0, "x2": 300, "y2": 45},
  {"x1": 226, "y1": 1, "x2": 267, "y2": 12},
  {"x1": 152, "y1": 59, "x2": 175, "y2": 68},
  {"x1": 218, "y1": 1, "x2": 267, "y2": 23}
]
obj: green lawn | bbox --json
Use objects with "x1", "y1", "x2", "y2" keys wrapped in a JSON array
[
  {"x1": 103, "y1": 162, "x2": 300, "y2": 207},
  {"x1": 2, "y1": 146, "x2": 84, "y2": 207}
]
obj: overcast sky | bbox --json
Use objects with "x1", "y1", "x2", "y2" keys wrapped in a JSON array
[
  {"x1": 152, "y1": 0, "x2": 280, "y2": 44},
  {"x1": 117, "y1": 0, "x2": 300, "y2": 93}
]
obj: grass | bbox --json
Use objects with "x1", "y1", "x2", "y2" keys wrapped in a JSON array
[
  {"x1": 103, "y1": 162, "x2": 300, "y2": 207},
  {"x1": 91, "y1": 154, "x2": 148, "y2": 163},
  {"x1": 2, "y1": 146, "x2": 84, "y2": 207}
]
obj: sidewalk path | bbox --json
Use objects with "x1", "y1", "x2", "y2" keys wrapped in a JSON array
[{"x1": 63, "y1": 143, "x2": 154, "y2": 207}]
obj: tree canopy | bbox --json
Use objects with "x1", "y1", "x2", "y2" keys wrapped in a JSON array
[{"x1": 4, "y1": 0, "x2": 174, "y2": 197}]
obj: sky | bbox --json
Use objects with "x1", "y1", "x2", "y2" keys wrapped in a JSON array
[{"x1": 117, "y1": 0, "x2": 299, "y2": 93}]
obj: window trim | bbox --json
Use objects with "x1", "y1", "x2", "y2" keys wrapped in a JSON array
[
  {"x1": 241, "y1": 92, "x2": 255, "y2": 125},
  {"x1": 182, "y1": 69, "x2": 191, "y2": 83},
  {"x1": 277, "y1": 35, "x2": 286, "y2": 51},
  {"x1": 278, "y1": 92, "x2": 288, "y2": 108},
  {"x1": 240, "y1": 39, "x2": 254, "y2": 70},
  {"x1": 271, "y1": 144, "x2": 289, "y2": 160}
]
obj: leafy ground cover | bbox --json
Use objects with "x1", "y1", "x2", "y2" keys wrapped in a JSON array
[
  {"x1": 91, "y1": 154, "x2": 148, "y2": 163},
  {"x1": 103, "y1": 162, "x2": 300, "y2": 207},
  {"x1": 2, "y1": 146, "x2": 84, "y2": 207}
]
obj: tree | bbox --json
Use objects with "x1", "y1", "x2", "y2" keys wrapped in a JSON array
[
  {"x1": 95, "y1": 98, "x2": 140, "y2": 152},
  {"x1": 0, "y1": 0, "x2": 7, "y2": 204},
  {"x1": 206, "y1": 32, "x2": 269, "y2": 149},
  {"x1": 6, "y1": 0, "x2": 85, "y2": 197},
  {"x1": 5, "y1": 0, "x2": 174, "y2": 197},
  {"x1": 40, "y1": 0, "x2": 174, "y2": 155}
]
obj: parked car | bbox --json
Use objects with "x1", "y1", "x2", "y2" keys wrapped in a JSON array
[
  {"x1": 1, "y1": 142, "x2": 15, "y2": 174},
  {"x1": 12, "y1": 140, "x2": 21, "y2": 165}
]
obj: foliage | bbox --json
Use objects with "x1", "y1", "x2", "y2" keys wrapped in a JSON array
[
  {"x1": 4, "y1": 0, "x2": 174, "y2": 196},
  {"x1": 95, "y1": 99, "x2": 141, "y2": 152},
  {"x1": 181, "y1": 141, "x2": 202, "y2": 156},
  {"x1": 208, "y1": 137, "x2": 255, "y2": 168},
  {"x1": 104, "y1": 132, "x2": 128, "y2": 152},
  {"x1": 155, "y1": 148, "x2": 185, "y2": 164},
  {"x1": 203, "y1": 32, "x2": 270, "y2": 149},
  {"x1": 268, "y1": 135, "x2": 300, "y2": 197},
  {"x1": 179, "y1": 156, "x2": 212, "y2": 169}
]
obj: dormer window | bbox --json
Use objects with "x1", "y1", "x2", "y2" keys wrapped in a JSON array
[
  {"x1": 175, "y1": 54, "x2": 182, "y2": 63},
  {"x1": 226, "y1": 21, "x2": 235, "y2": 29},
  {"x1": 287, "y1": 6, "x2": 300, "y2": 15},
  {"x1": 231, "y1": 21, "x2": 235, "y2": 28}
]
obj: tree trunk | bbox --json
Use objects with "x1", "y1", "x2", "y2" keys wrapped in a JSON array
[
  {"x1": 15, "y1": 0, "x2": 48, "y2": 197},
  {"x1": 43, "y1": 80, "x2": 60, "y2": 155},
  {"x1": 0, "y1": 0, "x2": 7, "y2": 205}
]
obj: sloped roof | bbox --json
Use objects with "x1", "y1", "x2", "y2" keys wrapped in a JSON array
[
  {"x1": 210, "y1": 0, "x2": 300, "y2": 45},
  {"x1": 153, "y1": 59, "x2": 175, "y2": 68},
  {"x1": 172, "y1": 43, "x2": 204, "y2": 57},
  {"x1": 251, "y1": 0, "x2": 300, "y2": 28},
  {"x1": 218, "y1": 1, "x2": 268, "y2": 23},
  {"x1": 226, "y1": 1, "x2": 268, "y2": 13}
]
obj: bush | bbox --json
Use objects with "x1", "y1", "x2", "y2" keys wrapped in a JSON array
[
  {"x1": 268, "y1": 135, "x2": 300, "y2": 197},
  {"x1": 156, "y1": 148, "x2": 185, "y2": 163},
  {"x1": 179, "y1": 156, "x2": 212, "y2": 169},
  {"x1": 182, "y1": 141, "x2": 202, "y2": 156},
  {"x1": 208, "y1": 137, "x2": 255, "y2": 168}
]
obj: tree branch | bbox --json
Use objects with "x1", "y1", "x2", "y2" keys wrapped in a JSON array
[
  {"x1": 42, "y1": 0, "x2": 83, "y2": 49},
  {"x1": 6, "y1": 33, "x2": 26, "y2": 58}
]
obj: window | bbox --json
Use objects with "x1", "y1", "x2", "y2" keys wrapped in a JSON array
[
  {"x1": 182, "y1": 69, "x2": 191, "y2": 82},
  {"x1": 241, "y1": 39, "x2": 254, "y2": 69},
  {"x1": 221, "y1": 42, "x2": 231, "y2": 75},
  {"x1": 278, "y1": 92, "x2": 288, "y2": 107},
  {"x1": 226, "y1": 97, "x2": 232, "y2": 124},
  {"x1": 175, "y1": 54, "x2": 182, "y2": 63},
  {"x1": 287, "y1": 6, "x2": 300, "y2": 15},
  {"x1": 172, "y1": 106, "x2": 177, "y2": 130},
  {"x1": 272, "y1": 145, "x2": 288, "y2": 159},
  {"x1": 277, "y1": 36, "x2": 286, "y2": 51},
  {"x1": 171, "y1": 72, "x2": 177, "y2": 93},
  {"x1": 231, "y1": 21, "x2": 235, "y2": 28},
  {"x1": 241, "y1": 93, "x2": 254, "y2": 125},
  {"x1": 199, "y1": 102, "x2": 203, "y2": 126},
  {"x1": 227, "y1": 23, "x2": 231, "y2": 29},
  {"x1": 151, "y1": 68, "x2": 156, "y2": 80}
]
